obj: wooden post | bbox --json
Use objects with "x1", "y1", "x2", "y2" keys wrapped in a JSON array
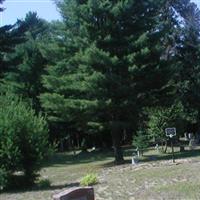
[{"x1": 171, "y1": 138, "x2": 175, "y2": 163}]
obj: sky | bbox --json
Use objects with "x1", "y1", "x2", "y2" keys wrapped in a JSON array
[
  {"x1": 0, "y1": 0, "x2": 61, "y2": 26},
  {"x1": 194, "y1": 0, "x2": 200, "y2": 7},
  {"x1": 0, "y1": 0, "x2": 200, "y2": 26}
]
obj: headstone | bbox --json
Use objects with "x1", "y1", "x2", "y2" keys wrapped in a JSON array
[
  {"x1": 188, "y1": 133, "x2": 193, "y2": 139},
  {"x1": 135, "y1": 147, "x2": 140, "y2": 157},
  {"x1": 189, "y1": 138, "x2": 197, "y2": 150},
  {"x1": 53, "y1": 187, "x2": 95, "y2": 200},
  {"x1": 155, "y1": 144, "x2": 159, "y2": 152},
  {"x1": 184, "y1": 132, "x2": 188, "y2": 141},
  {"x1": 132, "y1": 153, "x2": 139, "y2": 165}
]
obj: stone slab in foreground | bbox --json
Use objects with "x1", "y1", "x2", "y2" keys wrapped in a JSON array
[{"x1": 53, "y1": 187, "x2": 95, "y2": 200}]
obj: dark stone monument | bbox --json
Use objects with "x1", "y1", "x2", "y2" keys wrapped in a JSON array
[{"x1": 53, "y1": 187, "x2": 95, "y2": 200}]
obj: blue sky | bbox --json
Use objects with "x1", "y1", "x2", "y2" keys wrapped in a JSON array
[
  {"x1": 0, "y1": 0, "x2": 200, "y2": 26},
  {"x1": 194, "y1": 0, "x2": 200, "y2": 8},
  {"x1": 0, "y1": 0, "x2": 61, "y2": 26}
]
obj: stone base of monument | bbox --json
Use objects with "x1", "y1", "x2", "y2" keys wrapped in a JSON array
[
  {"x1": 189, "y1": 139, "x2": 197, "y2": 150},
  {"x1": 53, "y1": 187, "x2": 95, "y2": 200}
]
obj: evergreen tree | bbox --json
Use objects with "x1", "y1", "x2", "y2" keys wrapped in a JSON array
[
  {"x1": 0, "y1": 92, "x2": 49, "y2": 189},
  {"x1": 41, "y1": 0, "x2": 181, "y2": 163},
  {"x1": 2, "y1": 12, "x2": 48, "y2": 111},
  {"x1": 175, "y1": 1, "x2": 200, "y2": 123},
  {"x1": 0, "y1": 23, "x2": 27, "y2": 76},
  {"x1": 0, "y1": 4, "x2": 33, "y2": 77}
]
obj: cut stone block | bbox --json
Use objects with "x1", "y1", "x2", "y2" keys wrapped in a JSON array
[{"x1": 53, "y1": 187, "x2": 95, "y2": 200}]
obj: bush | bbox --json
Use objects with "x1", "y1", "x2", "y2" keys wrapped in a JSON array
[
  {"x1": 0, "y1": 93, "x2": 49, "y2": 189},
  {"x1": 37, "y1": 178, "x2": 51, "y2": 189},
  {"x1": 80, "y1": 173, "x2": 98, "y2": 186},
  {"x1": 132, "y1": 130, "x2": 149, "y2": 156}
]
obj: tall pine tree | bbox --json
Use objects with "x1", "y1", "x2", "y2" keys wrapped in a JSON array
[
  {"x1": 176, "y1": 1, "x2": 200, "y2": 123},
  {"x1": 2, "y1": 12, "x2": 48, "y2": 111},
  {"x1": 41, "y1": 0, "x2": 189, "y2": 163}
]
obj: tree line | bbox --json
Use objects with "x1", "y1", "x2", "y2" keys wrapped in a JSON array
[{"x1": 1, "y1": 0, "x2": 200, "y2": 188}]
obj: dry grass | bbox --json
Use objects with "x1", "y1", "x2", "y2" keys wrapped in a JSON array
[{"x1": 1, "y1": 146, "x2": 200, "y2": 200}]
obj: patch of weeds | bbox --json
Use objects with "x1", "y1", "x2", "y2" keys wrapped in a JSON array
[{"x1": 80, "y1": 173, "x2": 98, "y2": 186}]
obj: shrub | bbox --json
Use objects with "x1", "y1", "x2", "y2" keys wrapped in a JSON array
[
  {"x1": 80, "y1": 173, "x2": 98, "y2": 186},
  {"x1": 132, "y1": 130, "x2": 149, "y2": 156},
  {"x1": 0, "y1": 93, "x2": 49, "y2": 189},
  {"x1": 37, "y1": 178, "x2": 51, "y2": 189}
]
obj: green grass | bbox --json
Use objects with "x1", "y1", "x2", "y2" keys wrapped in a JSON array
[{"x1": 0, "y1": 146, "x2": 200, "y2": 200}]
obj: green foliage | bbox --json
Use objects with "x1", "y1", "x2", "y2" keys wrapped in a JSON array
[
  {"x1": 0, "y1": 22, "x2": 27, "y2": 76},
  {"x1": 0, "y1": 93, "x2": 49, "y2": 189},
  {"x1": 147, "y1": 103, "x2": 184, "y2": 143},
  {"x1": 80, "y1": 173, "x2": 98, "y2": 186},
  {"x1": 132, "y1": 130, "x2": 149, "y2": 151},
  {"x1": 175, "y1": 2, "x2": 200, "y2": 119},
  {"x1": 41, "y1": 0, "x2": 183, "y2": 163},
  {"x1": 0, "y1": 168, "x2": 8, "y2": 190},
  {"x1": 1, "y1": 0, "x2": 200, "y2": 167},
  {"x1": 3, "y1": 12, "x2": 48, "y2": 112},
  {"x1": 37, "y1": 178, "x2": 51, "y2": 189}
]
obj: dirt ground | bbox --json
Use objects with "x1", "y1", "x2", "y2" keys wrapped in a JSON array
[
  {"x1": 1, "y1": 148, "x2": 200, "y2": 200},
  {"x1": 95, "y1": 158, "x2": 200, "y2": 200}
]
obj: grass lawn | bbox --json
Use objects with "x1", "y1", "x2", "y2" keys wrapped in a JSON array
[{"x1": 1, "y1": 146, "x2": 200, "y2": 200}]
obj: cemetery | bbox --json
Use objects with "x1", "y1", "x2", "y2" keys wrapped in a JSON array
[
  {"x1": 1, "y1": 0, "x2": 200, "y2": 199},
  {"x1": 1, "y1": 143, "x2": 200, "y2": 200}
]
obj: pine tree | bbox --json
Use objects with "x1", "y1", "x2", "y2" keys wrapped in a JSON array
[
  {"x1": 0, "y1": 4, "x2": 31, "y2": 77},
  {"x1": 0, "y1": 23, "x2": 27, "y2": 76},
  {"x1": 175, "y1": 2, "x2": 200, "y2": 122},
  {"x1": 2, "y1": 12, "x2": 48, "y2": 111},
  {"x1": 41, "y1": 0, "x2": 182, "y2": 163}
]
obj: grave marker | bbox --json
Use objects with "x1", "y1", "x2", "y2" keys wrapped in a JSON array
[{"x1": 53, "y1": 187, "x2": 95, "y2": 200}]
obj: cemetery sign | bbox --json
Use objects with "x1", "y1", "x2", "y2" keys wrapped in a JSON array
[
  {"x1": 165, "y1": 127, "x2": 176, "y2": 163},
  {"x1": 165, "y1": 127, "x2": 176, "y2": 138}
]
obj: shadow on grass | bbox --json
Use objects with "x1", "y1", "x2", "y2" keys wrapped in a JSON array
[
  {"x1": 34, "y1": 182, "x2": 80, "y2": 191},
  {"x1": 141, "y1": 149, "x2": 200, "y2": 163},
  {"x1": 100, "y1": 159, "x2": 132, "y2": 168},
  {"x1": 44, "y1": 147, "x2": 199, "y2": 167},
  {"x1": 43, "y1": 146, "x2": 200, "y2": 168},
  {"x1": 100, "y1": 148, "x2": 200, "y2": 168},
  {"x1": 3, "y1": 181, "x2": 80, "y2": 194},
  {"x1": 42, "y1": 149, "x2": 114, "y2": 167}
]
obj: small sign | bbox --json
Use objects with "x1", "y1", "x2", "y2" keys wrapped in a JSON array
[{"x1": 165, "y1": 127, "x2": 176, "y2": 138}]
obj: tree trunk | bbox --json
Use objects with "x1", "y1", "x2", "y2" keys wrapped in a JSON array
[
  {"x1": 111, "y1": 126, "x2": 124, "y2": 164},
  {"x1": 76, "y1": 133, "x2": 80, "y2": 149},
  {"x1": 113, "y1": 144, "x2": 124, "y2": 164},
  {"x1": 60, "y1": 139, "x2": 64, "y2": 152}
]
